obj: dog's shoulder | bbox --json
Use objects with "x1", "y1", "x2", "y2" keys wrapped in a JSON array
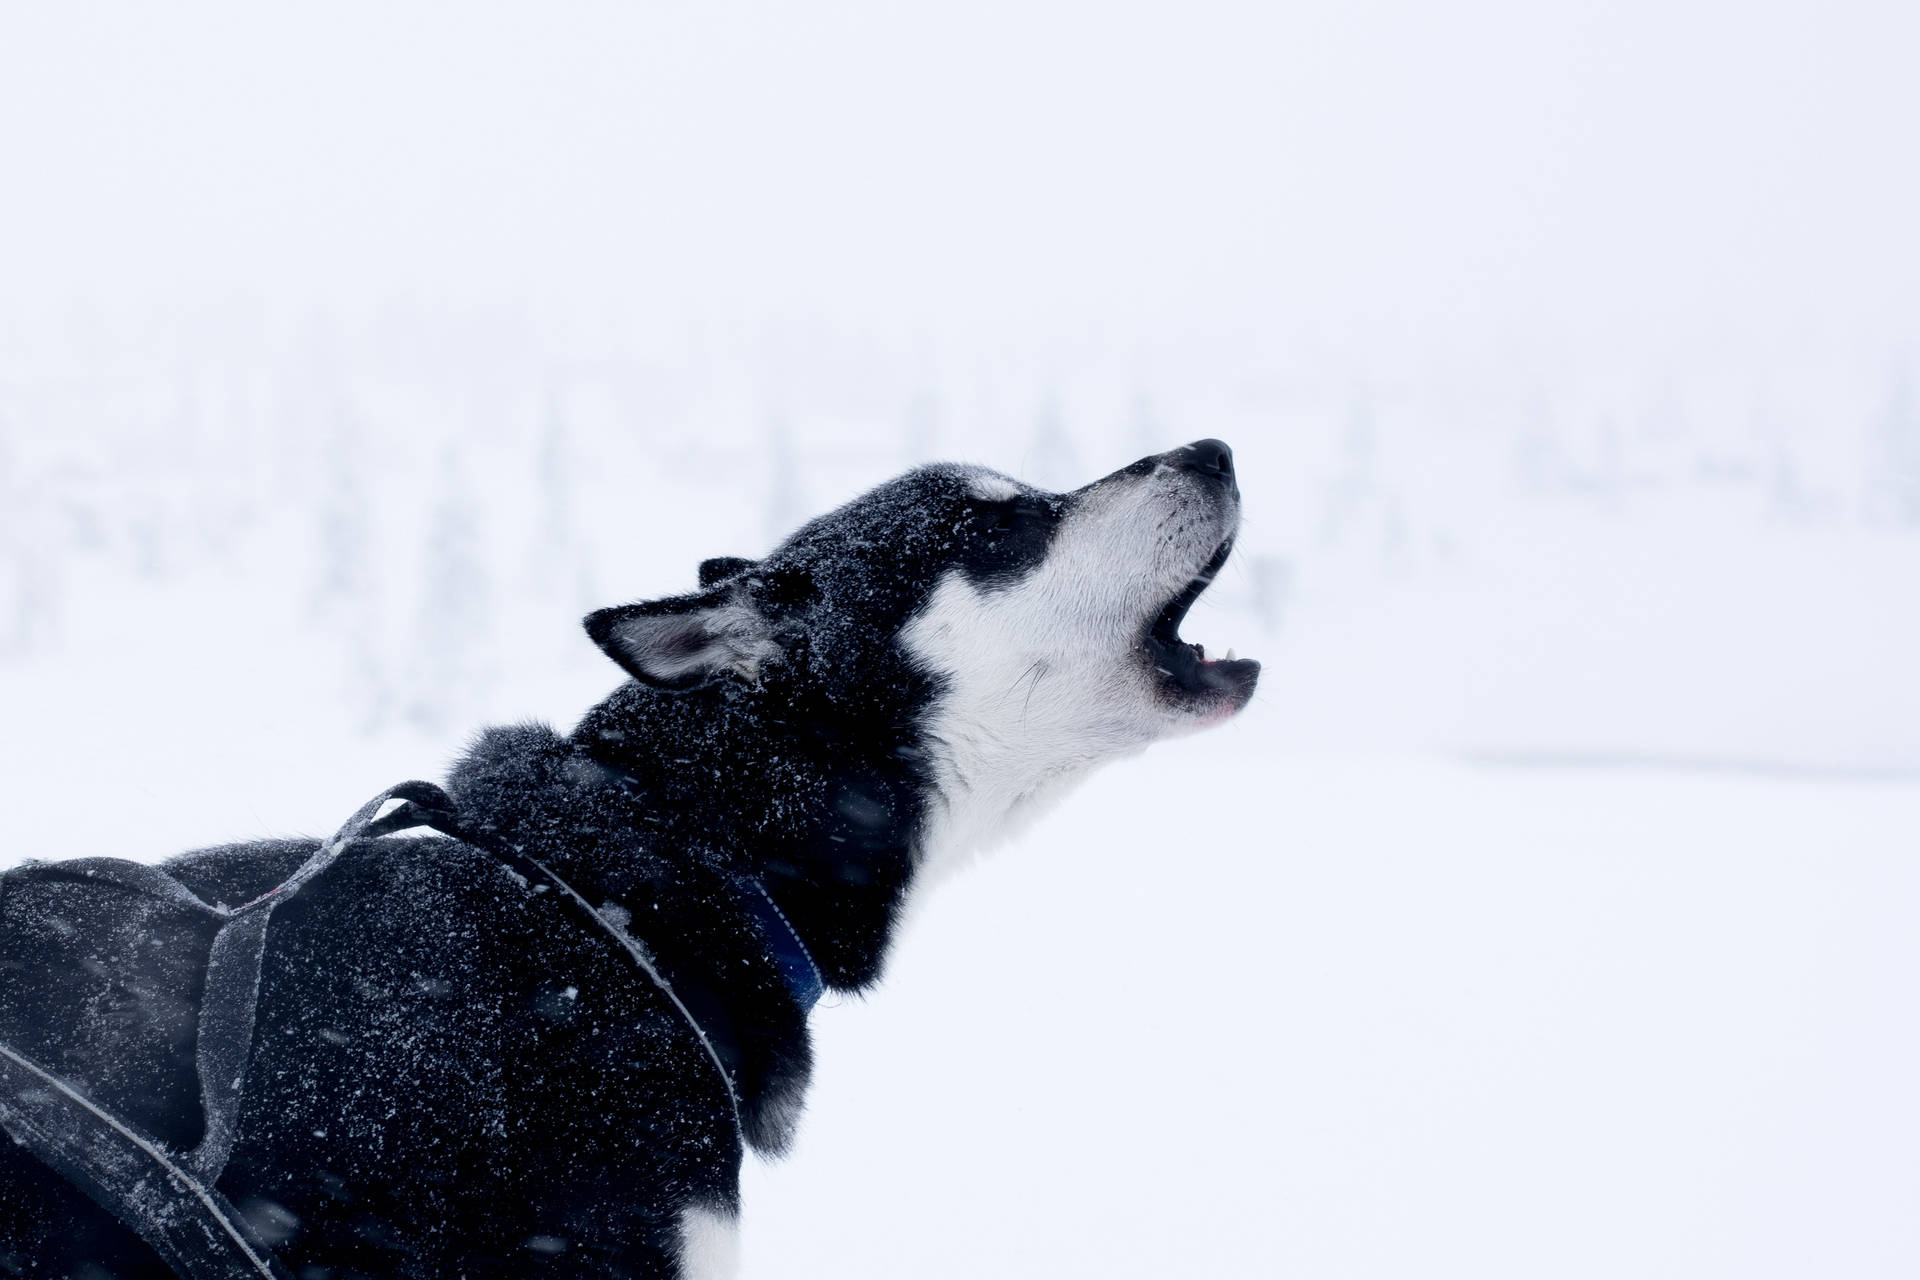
[{"x1": 164, "y1": 837, "x2": 321, "y2": 906}]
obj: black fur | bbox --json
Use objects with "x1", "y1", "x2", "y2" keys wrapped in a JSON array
[
  {"x1": 0, "y1": 463, "x2": 1072, "y2": 1277},
  {"x1": 0, "y1": 450, "x2": 1255, "y2": 1276}
]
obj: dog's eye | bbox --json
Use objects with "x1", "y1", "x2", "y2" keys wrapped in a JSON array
[
  {"x1": 962, "y1": 498, "x2": 1059, "y2": 585},
  {"x1": 986, "y1": 508, "x2": 1025, "y2": 532},
  {"x1": 979, "y1": 499, "x2": 1050, "y2": 535}
]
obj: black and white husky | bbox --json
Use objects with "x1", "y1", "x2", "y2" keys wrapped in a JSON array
[{"x1": 0, "y1": 441, "x2": 1257, "y2": 1278}]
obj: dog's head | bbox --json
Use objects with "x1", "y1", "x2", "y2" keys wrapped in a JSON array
[{"x1": 586, "y1": 440, "x2": 1258, "y2": 861}]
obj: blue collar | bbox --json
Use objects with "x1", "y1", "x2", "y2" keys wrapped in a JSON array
[{"x1": 743, "y1": 880, "x2": 825, "y2": 1012}]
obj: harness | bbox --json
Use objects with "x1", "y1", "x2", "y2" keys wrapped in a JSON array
[{"x1": 0, "y1": 780, "x2": 820, "y2": 1279}]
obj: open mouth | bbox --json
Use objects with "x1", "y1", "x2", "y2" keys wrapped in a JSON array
[{"x1": 1144, "y1": 539, "x2": 1261, "y2": 710}]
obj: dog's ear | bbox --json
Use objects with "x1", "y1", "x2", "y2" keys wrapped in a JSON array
[
  {"x1": 698, "y1": 556, "x2": 758, "y2": 588},
  {"x1": 585, "y1": 585, "x2": 785, "y2": 690}
]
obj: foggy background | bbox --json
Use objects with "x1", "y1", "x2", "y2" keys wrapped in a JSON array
[{"x1": 3, "y1": 3, "x2": 1918, "y2": 1276}]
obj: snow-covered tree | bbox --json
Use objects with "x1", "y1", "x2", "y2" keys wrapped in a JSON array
[
  {"x1": 1868, "y1": 372, "x2": 1920, "y2": 527},
  {"x1": 0, "y1": 425, "x2": 33, "y2": 655},
  {"x1": 1319, "y1": 391, "x2": 1378, "y2": 548},
  {"x1": 764, "y1": 411, "x2": 803, "y2": 546},
  {"x1": 527, "y1": 377, "x2": 598, "y2": 609},
  {"x1": 406, "y1": 446, "x2": 492, "y2": 731},
  {"x1": 1028, "y1": 393, "x2": 1078, "y2": 489},
  {"x1": 903, "y1": 390, "x2": 941, "y2": 466},
  {"x1": 1128, "y1": 390, "x2": 1164, "y2": 459}
]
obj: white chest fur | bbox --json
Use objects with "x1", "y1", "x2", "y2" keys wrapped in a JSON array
[
  {"x1": 901, "y1": 570, "x2": 1156, "y2": 892},
  {"x1": 676, "y1": 1203, "x2": 740, "y2": 1280}
]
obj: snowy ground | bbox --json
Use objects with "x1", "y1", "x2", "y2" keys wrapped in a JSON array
[
  {"x1": 3, "y1": 410, "x2": 1919, "y2": 1277},
  {"x1": 744, "y1": 738, "x2": 1920, "y2": 1278},
  {"x1": 5, "y1": 606, "x2": 1917, "y2": 1276}
]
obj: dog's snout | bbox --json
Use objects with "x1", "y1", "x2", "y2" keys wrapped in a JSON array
[{"x1": 1171, "y1": 439, "x2": 1235, "y2": 484}]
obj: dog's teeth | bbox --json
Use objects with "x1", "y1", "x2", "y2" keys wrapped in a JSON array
[{"x1": 1224, "y1": 648, "x2": 1237, "y2": 662}]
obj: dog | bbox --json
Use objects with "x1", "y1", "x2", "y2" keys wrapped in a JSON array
[{"x1": 0, "y1": 440, "x2": 1257, "y2": 1278}]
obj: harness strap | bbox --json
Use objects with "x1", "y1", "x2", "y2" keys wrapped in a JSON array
[
  {"x1": 0, "y1": 779, "x2": 756, "y2": 1278},
  {"x1": 378, "y1": 798, "x2": 749, "y2": 1146},
  {"x1": 0, "y1": 1034, "x2": 292, "y2": 1279},
  {"x1": 190, "y1": 780, "x2": 452, "y2": 1183},
  {"x1": 0, "y1": 781, "x2": 444, "y2": 1280}
]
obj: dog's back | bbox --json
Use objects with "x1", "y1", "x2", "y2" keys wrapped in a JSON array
[{"x1": 2, "y1": 828, "x2": 740, "y2": 1276}]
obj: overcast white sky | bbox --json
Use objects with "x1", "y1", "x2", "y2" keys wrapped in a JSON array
[{"x1": 3, "y1": 0, "x2": 1915, "y2": 383}]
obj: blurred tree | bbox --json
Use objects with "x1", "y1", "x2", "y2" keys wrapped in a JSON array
[
  {"x1": 407, "y1": 446, "x2": 492, "y2": 732},
  {"x1": 1243, "y1": 553, "x2": 1293, "y2": 632},
  {"x1": 903, "y1": 389, "x2": 941, "y2": 466},
  {"x1": 764, "y1": 410, "x2": 802, "y2": 546},
  {"x1": 1028, "y1": 393, "x2": 1078, "y2": 490},
  {"x1": 1869, "y1": 372, "x2": 1920, "y2": 527},
  {"x1": 0, "y1": 425, "x2": 29, "y2": 655},
  {"x1": 306, "y1": 378, "x2": 394, "y2": 730},
  {"x1": 1318, "y1": 390, "x2": 1377, "y2": 549},
  {"x1": 1128, "y1": 390, "x2": 1163, "y2": 460},
  {"x1": 309, "y1": 339, "x2": 367, "y2": 613},
  {"x1": 1594, "y1": 416, "x2": 1625, "y2": 501},
  {"x1": 529, "y1": 377, "x2": 597, "y2": 609},
  {"x1": 0, "y1": 421, "x2": 63, "y2": 657}
]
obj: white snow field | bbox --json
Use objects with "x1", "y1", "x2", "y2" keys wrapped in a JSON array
[
  {"x1": 2, "y1": 544, "x2": 1917, "y2": 1277},
  {"x1": 747, "y1": 745, "x2": 1920, "y2": 1280}
]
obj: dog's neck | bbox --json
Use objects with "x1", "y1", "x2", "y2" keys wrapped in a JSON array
[
  {"x1": 561, "y1": 675, "x2": 933, "y2": 992},
  {"x1": 456, "y1": 662, "x2": 1113, "y2": 995},
  {"x1": 906, "y1": 713, "x2": 1121, "y2": 900}
]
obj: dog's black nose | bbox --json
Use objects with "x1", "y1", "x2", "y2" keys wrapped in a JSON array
[{"x1": 1171, "y1": 439, "x2": 1234, "y2": 483}]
